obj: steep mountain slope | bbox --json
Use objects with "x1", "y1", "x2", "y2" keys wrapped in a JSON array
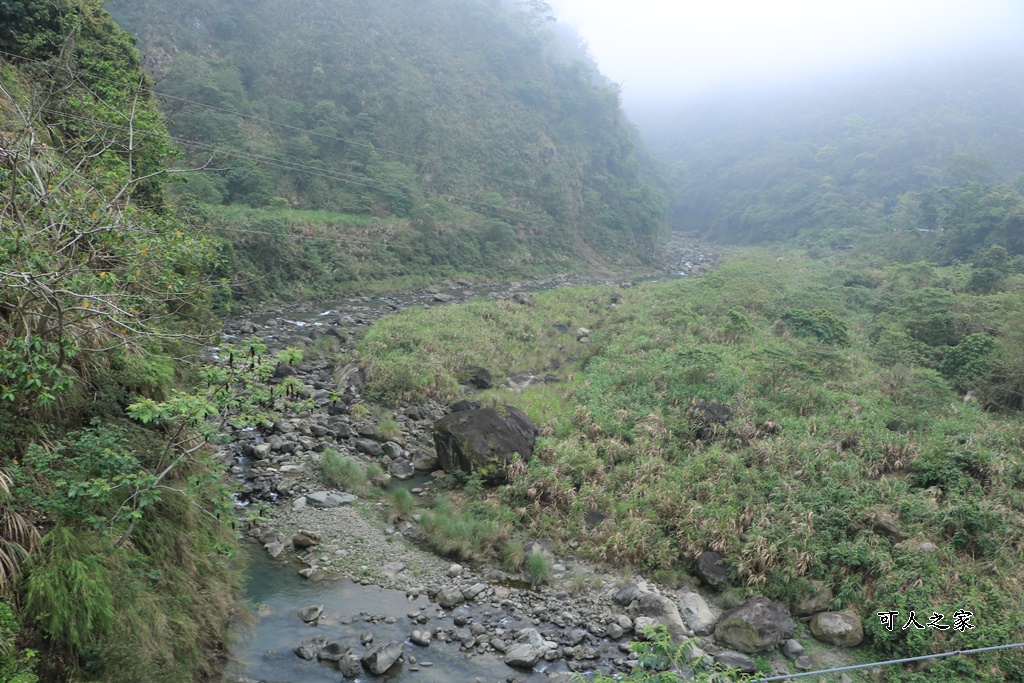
[
  {"x1": 1, "y1": 3, "x2": 239, "y2": 680},
  {"x1": 105, "y1": 0, "x2": 666, "y2": 293}
]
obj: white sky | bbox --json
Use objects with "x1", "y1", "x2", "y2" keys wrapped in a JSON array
[{"x1": 546, "y1": 0, "x2": 1024, "y2": 108}]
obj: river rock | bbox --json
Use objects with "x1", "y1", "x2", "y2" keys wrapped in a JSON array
[
  {"x1": 810, "y1": 611, "x2": 864, "y2": 647},
  {"x1": 307, "y1": 491, "x2": 357, "y2": 507},
  {"x1": 317, "y1": 641, "x2": 350, "y2": 662},
  {"x1": 459, "y1": 365, "x2": 494, "y2": 389},
  {"x1": 356, "y1": 438, "x2": 383, "y2": 456},
  {"x1": 714, "y1": 649, "x2": 757, "y2": 673},
  {"x1": 613, "y1": 583, "x2": 644, "y2": 606},
  {"x1": 362, "y1": 640, "x2": 404, "y2": 675},
  {"x1": 412, "y1": 449, "x2": 439, "y2": 471},
  {"x1": 678, "y1": 585, "x2": 720, "y2": 636},
  {"x1": 432, "y1": 406, "x2": 538, "y2": 484},
  {"x1": 293, "y1": 635, "x2": 328, "y2": 659},
  {"x1": 793, "y1": 580, "x2": 833, "y2": 617},
  {"x1": 389, "y1": 458, "x2": 415, "y2": 480},
  {"x1": 410, "y1": 629, "x2": 432, "y2": 646},
  {"x1": 628, "y1": 593, "x2": 689, "y2": 642},
  {"x1": 339, "y1": 653, "x2": 362, "y2": 678},
  {"x1": 781, "y1": 638, "x2": 804, "y2": 659},
  {"x1": 714, "y1": 597, "x2": 795, "y2": 653},
  {"x1": 292, "y1": 530, "x2": 320, "y2": 550},
  {"x1": 437, "y1": 585, "x2": 466, "y2": 609},
  {"x1": 297, "y1": 604, "x2": 323, "y2": 624},
  {"x1": 503, "y1": 628, "x2": 548, "y2": 668}
]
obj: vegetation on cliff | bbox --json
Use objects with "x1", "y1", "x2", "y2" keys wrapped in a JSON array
[
  {"x1": 1, "y1": 3, "x2": 241, "y2": 680},
  {"x1": 103, "y1": 0, "x2": 667, "y2": 299}
]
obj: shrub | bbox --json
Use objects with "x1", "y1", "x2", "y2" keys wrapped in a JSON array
[{"x1": 779, "y1": 308, "x2": 850, "y2": 346}]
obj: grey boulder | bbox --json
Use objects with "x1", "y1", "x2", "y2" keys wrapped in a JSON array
[
  {"x1": 361, "y1": 640, "x2": 404, "y2": 675},
  {"x1": 810, "y1": 611, "x2": 864, "y2": 647},
  {"x1": 628, "y1": 592, "x2": 689, "y2": 642},
  {"x1": 714, "y1": 597, "x2": 795, "y2": 653}
]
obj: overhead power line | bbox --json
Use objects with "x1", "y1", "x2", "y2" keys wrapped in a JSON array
[{"x1": 750, "y1": 641, "x2": 1024, "y2": 683}]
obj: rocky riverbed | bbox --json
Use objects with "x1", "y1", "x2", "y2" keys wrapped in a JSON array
[{"x1": 220, "y1": 244, "x2": 874, "y2": 683}]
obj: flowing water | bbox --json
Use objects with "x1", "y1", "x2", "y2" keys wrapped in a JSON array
[{"x1": 229, "y1": 542, "x2": 564, "y2": 682}]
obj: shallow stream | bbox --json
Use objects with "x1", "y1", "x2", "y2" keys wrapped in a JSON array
[{"x1": 229, "y1": 541, "x2": 565, "y2": 683}]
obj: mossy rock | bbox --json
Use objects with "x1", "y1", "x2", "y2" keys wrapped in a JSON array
[{"x1": 432, "y1": 406, "x2": 537, "y2": 484}]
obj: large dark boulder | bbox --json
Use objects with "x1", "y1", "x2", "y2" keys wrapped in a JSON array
[
  {"x1": 695, "y1": 550, "x2": 730, "y2": 589},
  {"x1": 459, "y1": 365, "x2": 493, "y2": 389},
  {"x1": 433, "y1": 406, "x2": 537, "y2": 484},
  {"x1": 714, "y1": 597, "x2": 795, "y2": 653}
]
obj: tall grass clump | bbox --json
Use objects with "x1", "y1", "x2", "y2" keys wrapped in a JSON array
[
  {"x1": 524, "y1": 551, "x2": 552, "y2": 588},
  {"x1": 418, "y1": 497, "x2": 506, "y2": 562},
  {"x1": 377, "y1": 419, "x2": 402, "y2": 441},
  {"x1": 319, "y1": 449, "x2": 374, "y2": 497},
  {"x1": 386, "y1": 488, "x2": 418, "y2": 521}
]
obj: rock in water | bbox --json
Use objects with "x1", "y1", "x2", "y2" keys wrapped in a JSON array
[
  {"x1": 361, "y1": 640, "x2": 404, "y2": 674},
  {"x1": 432, "y1": 406, "x2": 537, "y2": 484},
  {"x1": 297, "y1": 603, "x2": 324, "y2": 624},
  {"x1": 339, "y1": 654, "x2": 362, "y2": 678},
  {"x1": 293, "y1": 635, "x2": 328, "y2": 659}
]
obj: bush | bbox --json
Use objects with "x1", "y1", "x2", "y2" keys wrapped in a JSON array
[{"x1": 779, "y1": 308, "x2": 850, "y2": 346}]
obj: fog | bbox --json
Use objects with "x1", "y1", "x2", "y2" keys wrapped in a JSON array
[{"x1": 546, "y1": 0, "x2": 1024, "y2": 113}]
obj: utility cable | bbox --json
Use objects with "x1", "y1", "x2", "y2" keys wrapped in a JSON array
[{"x1": 750, "y1": 641, "x2": 1024, "y2": 682}]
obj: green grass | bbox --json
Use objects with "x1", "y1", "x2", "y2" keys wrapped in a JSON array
[
  {"x1": 376, "y1": 419, "x2": 402, "y2": 442},
  {"x1": 417, "y1": 497, "x2": 507, "y2": 563},
  {"x1": 361, "y1": 249, "x2": 1024, "y2": 681},
  {"x1": 357, "y1": 285, "x2": 624, "y2": 405},
  {"x1": 386, "y1": 488, "x2": 417, "y2": 521},
  {"x1": 319, "y1": 448, "x2": 374, "y2": 497},
  {"x1": 524, "y1": 551, "x2": 552, "y2": 588}
]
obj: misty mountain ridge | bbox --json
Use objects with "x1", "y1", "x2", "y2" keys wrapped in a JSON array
[{"x1": 634, "y1": 51, "x2": 1024, "y2": 256}]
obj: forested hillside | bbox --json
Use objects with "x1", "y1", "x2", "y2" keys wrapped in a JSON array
[
  {"x1": 1, "y1": 3, "x2": 241, "y2": 681},
  {"x1": 640, "y1": 56, "x2": 1024, "y2": 262},
  {"x1": 104, "y1": 0, "x2": 666, "y2": 297}
]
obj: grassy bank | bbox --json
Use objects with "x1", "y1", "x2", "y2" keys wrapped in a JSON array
[{"x1": 358, "y1": 248, "x2": 1024, "y2": 682}]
